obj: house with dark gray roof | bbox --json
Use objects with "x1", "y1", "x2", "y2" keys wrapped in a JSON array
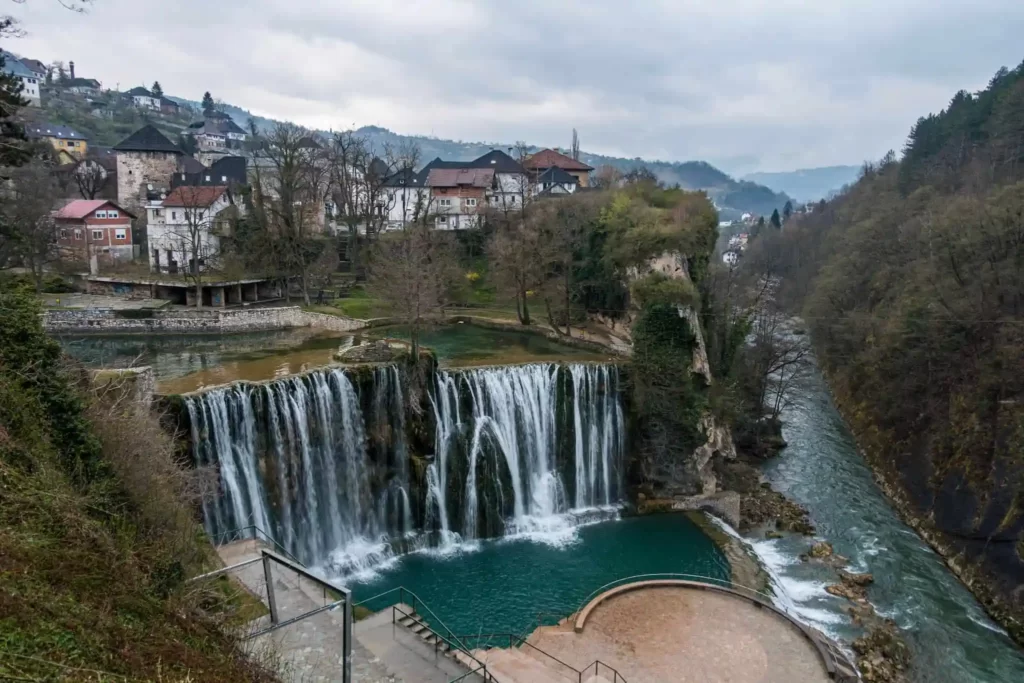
[
  {"x1": 126, "y1": 86, "x2": 160, "y2": 110},
  {"x1": 2, "y1": 52, "x2": 41, "y2": 106},
  {"x1": 536, "y1": 166, "x2": 580, "y2": 196}
]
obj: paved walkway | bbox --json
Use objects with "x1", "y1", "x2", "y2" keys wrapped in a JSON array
[
  {"x1": 524, "y1": 585, "x2": 832, "y2": 683},
  {"x1": 218, "y1": 541, "x2": 397, "y2": 682},
  {"x1": 216, "y1": 540, "x2": 482, "y2": 682}
]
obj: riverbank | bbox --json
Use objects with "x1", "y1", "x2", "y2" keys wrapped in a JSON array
[
  {"x1": 750, "y1": 363, "x2": 1024, "y2": 682},
  {"x1": 824, "y1": 380, "x2": 1024, "y2": 647}
]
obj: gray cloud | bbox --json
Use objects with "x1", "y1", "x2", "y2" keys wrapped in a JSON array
[{"x1": 8, "y1": 0, "x2": 1024, "y2": 174}]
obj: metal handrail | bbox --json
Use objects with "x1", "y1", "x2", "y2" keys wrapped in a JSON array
[
  {"x1": 357, "y1": 586, "x2": 474, "y2": 656},
  {"x1": 392, "y1": 605, "x2": 496, "y2": 682},
  {"x1": 209, "y1": 524, "x2": 303, "y2": 566},
  {"x1": 455, "y1": 633, "x2": 628, "y2": 683}
]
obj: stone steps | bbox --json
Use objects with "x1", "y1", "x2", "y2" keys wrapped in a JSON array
[{"x1": 395, "y1": 611, "x2": 454, "y2": 655}]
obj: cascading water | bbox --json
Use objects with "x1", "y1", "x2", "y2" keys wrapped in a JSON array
[
  {"x1": 429, "y1": 363, "x2": 625, "y2": 542},
  {"x1": 188, "y1": 362, "x2": 626, "y2": 577}
]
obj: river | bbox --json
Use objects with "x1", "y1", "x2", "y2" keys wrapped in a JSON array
[{"x1": 752, "y1": 362, "x2": 1024, "y2": 682}]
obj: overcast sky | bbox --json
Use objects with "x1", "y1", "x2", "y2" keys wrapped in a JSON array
[{"x1": 7, "y1": 0, "x2": 1024, "y2": 174}]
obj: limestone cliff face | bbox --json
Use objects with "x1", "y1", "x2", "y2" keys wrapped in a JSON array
[{"x1": 623, "y1": 251, "x2": 739, "y2": 515}]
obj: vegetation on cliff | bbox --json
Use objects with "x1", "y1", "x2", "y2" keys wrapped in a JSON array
[
  {"x1": 743, "y1": 59, "x2": 1024, "y2": 641},
  {"x1": 0, "y1": 288, "x2": 276, "y2": 681}
]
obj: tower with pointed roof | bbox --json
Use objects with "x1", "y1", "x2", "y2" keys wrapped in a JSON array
[{"x1": 113, "y1": 124, "x2": 183, "y2": 211}]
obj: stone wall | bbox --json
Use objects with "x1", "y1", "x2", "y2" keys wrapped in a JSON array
[
  {"x1": 42, "y1": 306, "x2": 366, "y2": 334},
  {"x1": 116, "y1": 151, "x2": 180, "y2": 212}
]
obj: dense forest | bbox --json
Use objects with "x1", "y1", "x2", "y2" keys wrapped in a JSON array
[{"x1": 750, "y1": 59, "x2": 1024, "y2": 640}]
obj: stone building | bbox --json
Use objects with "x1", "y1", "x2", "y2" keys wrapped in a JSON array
[{"x1": 113, "y1": 125, "x2": 183, "y2": 213}]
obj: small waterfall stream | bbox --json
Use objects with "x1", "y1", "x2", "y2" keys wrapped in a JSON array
[{"x1": 187, "y1": 362, "x2": 626, "y2": 574}]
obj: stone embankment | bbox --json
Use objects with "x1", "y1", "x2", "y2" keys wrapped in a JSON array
[{"x1": 42, "y1": 306, "x2": 366, "y2": 334}]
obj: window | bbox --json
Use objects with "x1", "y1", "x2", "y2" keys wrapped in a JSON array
[
  {"x1": 465, "y1": 198, "x2": 478, "y2": 207},
  {"x1": 510, "y1": 196, "x2": 517, "y2": 205},
  {"x1": 95, "y1": 210, "x2": 107, "y2": 218},
  {"x1": 107, "y1": 210, "x2": 119, "y2": 218},
  {"x1": 74, "y1": 229, "x2": 82, "y2": 240},
  {"x1": 171, "y1": 211, "x2": 177, "y2": 220},
  {"x1": 439, "y1": 198, "x2": 452, "y2": 207},
  {"x1": 205, "y1": 175, "x2": 211, "y2": 182},
  {"x1": 437, "y1": 216, "x2": 447, "y2": 224},
  {"x1": 91, "y1": 230, "x2": 103, "y2": 241},
  {"x1": 114, "y1": 229, "x2": 126, "y2": 240},
  {"x1": 222, "y1": 175, "x2": 227, "y2": 182},
  {"x1": 59, "y1": 229, "x2": 68, "y2": 239}
]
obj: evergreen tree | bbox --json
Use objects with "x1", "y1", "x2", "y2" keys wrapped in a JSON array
[
  {"x1": 0, "y1": 49, "x2": 29, "y2": 167},
  {"x1": 201, "y1": 91, "x2": 214, "y2": 113},
  {"x1": 757, "y1": 216, "x2": 765, "y2": 228},
  {"x1": 178, "y1": 133, "x2": 197, "y2": 156},
  {"x1": 151, "y1": 81, "x2": 163, "y2": 98},
  {"x1": 783, "y1": 200, "x2": 793, "y2": 219},
  {"x1": 770, "y1": 209, "x2": 782, "y2": 229}
]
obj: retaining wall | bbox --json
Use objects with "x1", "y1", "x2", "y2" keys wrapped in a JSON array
[{"x1": 42, "y1": 306, "x2": 366, "y2": 334}]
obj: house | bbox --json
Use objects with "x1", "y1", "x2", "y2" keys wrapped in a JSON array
[
  {"x1": 1, "y1": 52, "x2": 41, "y2": 106},
  {"x1": 171, "y1": 155, "x2": 248, "y2": 189},
  {"x1": 425, "y1": 167, "x2": 494, "y2": 230},
  {"x1": 113, "y1": 125, "x2": 182, "y2": 212},
  {"x1": 19, "y1": 57, "x2": 47, "y2": 81},
  {"x1": 188, "y1": 116, "x2": 249, "y2": 150},
  {"x1": 722, "y1": 249, "x2": 740, "y2": 267},
  {"x1": 54, "y1": 199, "x2": 135, "y2": 269},
  {"x1": 66, "y1": 77, "x2": 102, "y2": 95},
  {"x1": 126, "y1": 86, "x2": 161, "y2": 110},
  {"x1": 523, "y1": 149, "x2": 594, "y2": 187},
  {"x1": 25, "y1": 122, "x2": 89, "y2": 159},
  {"x1": 470, "y1": 149, "x2": 530, "y2": 210},
  {"x1": 160, "y1": 97, "x2": 180, "y2": 115},
  {"x1": 535, "y1": 166, "x2": 579, "y2": 196},
  {"x1": 147, "y1": 185, "x2": 238, "y2": 275},
  {"x1": 382, "y1": 166, "x2": 430, "y2": 229}
]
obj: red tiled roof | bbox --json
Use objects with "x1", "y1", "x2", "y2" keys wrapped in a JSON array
[
  {"x1": 162, "y1": 185, "x2": 229, "y2": 207},
  {"x1": 523, "y1": 148, "x2": 593, "y2": 172},
  {"x1": 425, "y1": 168, "x2": 495, "y2": 188},
  {"x1": 55, "y1": 199, "x2": 134, "y2": 220}
]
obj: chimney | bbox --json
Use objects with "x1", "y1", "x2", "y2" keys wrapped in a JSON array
[{"x1": 69, "y1": 61, "x2": 75, "y2": 80}]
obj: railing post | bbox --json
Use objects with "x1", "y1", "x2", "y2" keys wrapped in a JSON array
[
  {"x1": 342, "y1": 593, "x2": 353, "y2": 683},
  {"x1": 262, "y1": 553, "x2": 278, "y2": 625}
]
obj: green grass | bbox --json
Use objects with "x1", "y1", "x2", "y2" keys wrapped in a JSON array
[
  {"x1": 211, "y1": 574, "x2": 270, "y2": 626},
  {"x1": 320, "y1": 286, "x2": 394, "y2": 319}
]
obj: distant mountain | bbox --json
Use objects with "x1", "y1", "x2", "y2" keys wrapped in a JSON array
[
  {"x1": 742, "y1": 165, "x2": 862, "y2": 203},
  {"x1": 173, "y1": 98, "x2": 792, "y2": 219}
]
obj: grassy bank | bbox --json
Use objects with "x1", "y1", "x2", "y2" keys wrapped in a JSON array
[{"x1": 0, "y1": 288, "x2": 276, "y2": 681}]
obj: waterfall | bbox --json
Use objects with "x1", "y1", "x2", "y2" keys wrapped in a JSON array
[
  {"x1": 431, "y1": 363, "x2": 625, "y2": 541},
  {"x1": 188, "y1": 362, "x2": 626, "y2": 575}
]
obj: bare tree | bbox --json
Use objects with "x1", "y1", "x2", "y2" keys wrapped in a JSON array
[
  {"x1": 591, "y1": 164, "x2": 623, "y2": 190},
  {"x1": 0, "y1": 158, "x2": 62, "y2": 290},
  {"x1": 72, "y1": 159, "x2": 110, "y2": 199},
  {"x1": 166, "y1": 187, "x2": 224, "y2": 308},
  {"x1": 538, "y1": 193, "x2": 598, "y2": 336},
  {"x1": 247, "y1": 122, "x2": 329, "y2": 303},
  {"x1": 366, "y1": 212, "x2": 457, "y2": 361}
]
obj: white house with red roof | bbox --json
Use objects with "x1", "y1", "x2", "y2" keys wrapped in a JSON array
[
  {"x1": 54, "y1": 199, "x2": 135, "y2": 267},
  {"x1": 147, "y1": 185, "x2": 238, "y2": 274}
]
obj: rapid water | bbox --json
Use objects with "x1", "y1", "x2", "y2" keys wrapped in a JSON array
[
  {"x1": 187, "y1": 362, "x2": 626, "y2": 576},
  {"x1": 750, "y1": 362, "x2": 1024, "y2": 682}
]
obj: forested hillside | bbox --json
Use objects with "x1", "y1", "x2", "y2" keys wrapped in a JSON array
[{"x1": 753, "y1": 60, "x2": 1024, "y2": 640}]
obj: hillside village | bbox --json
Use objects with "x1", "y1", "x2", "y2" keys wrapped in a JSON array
[{"x1": 1, "y1": 52, "x2": 630, "y2": 307}]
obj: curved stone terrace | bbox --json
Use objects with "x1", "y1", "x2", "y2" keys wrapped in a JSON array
[{"x1": 497, "y1": 578, "x2": 855, "y2": 683}]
